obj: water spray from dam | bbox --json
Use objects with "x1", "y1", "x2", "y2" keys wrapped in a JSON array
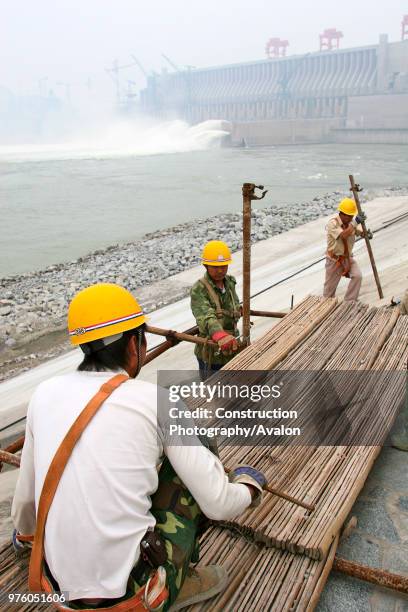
[{"x1": 0, "y1": 118, "x2": 232, "y2": 163}]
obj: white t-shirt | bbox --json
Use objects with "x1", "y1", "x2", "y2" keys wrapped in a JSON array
[{"x1": 12, "y1": 370, "x2": 250, "y2": 601}]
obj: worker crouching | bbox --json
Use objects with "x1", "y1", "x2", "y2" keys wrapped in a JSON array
[
  {"x1": 11, "y1": 283, "x2": 265, "y2": 611},
  {"x1": 323, "y1": 198, "x2": 370, "y2": 301},
  {"x1": 191, "y1": 241, "x2": 241, "y2": 380}
]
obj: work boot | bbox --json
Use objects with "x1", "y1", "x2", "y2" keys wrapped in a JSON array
[{"x1": 169, "y1": 565, "x2": 228, "y2": 611}]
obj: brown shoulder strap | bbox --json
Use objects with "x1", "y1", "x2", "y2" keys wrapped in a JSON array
[
  {"x1": 28, "y1": 373, "x2": 129, "y2": 592},
  {"x1": 199, "y1": 276, "x2": 223, "y2": 317}
]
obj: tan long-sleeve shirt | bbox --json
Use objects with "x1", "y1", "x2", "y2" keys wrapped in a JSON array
[{"x1": 326, "y1": 214, "x2": 363, "y2": 257}]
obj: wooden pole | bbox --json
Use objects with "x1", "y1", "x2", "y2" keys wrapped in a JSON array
[
  {"x1": 242, "y1": 183, "x2": 253, "y2": 347},
  {"x1": 349, "y1": 175, "x2": 384, "y2": 299}
]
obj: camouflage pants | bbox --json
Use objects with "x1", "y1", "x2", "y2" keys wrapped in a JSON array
[
  {"x1": 134, "y1": 457, "x2": 204, "y2": 609},
  {"x1": 67, "y1": 457, "x2": 204, "y2": 610}
]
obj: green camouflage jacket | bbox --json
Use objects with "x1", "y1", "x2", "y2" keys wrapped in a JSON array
[{"x1": 190, "y1": 272, "x2": 241, "y2": 366}]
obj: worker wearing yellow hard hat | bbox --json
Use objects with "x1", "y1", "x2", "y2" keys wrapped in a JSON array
[
  {"x1": 323, "y1": 198, "x2": 371, "y2": 301},
  {"x1": 12, "y1": 283, "x2": 263, "y2": 609},
  {"x1": 68, "y1": 282, "x2": 147, "y2": 375},
  {"x1": 191, "y1": 240, "x2": 241, "y2": 379}
]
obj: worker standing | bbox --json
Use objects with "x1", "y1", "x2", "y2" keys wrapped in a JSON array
[
  {"x1": 323, "y1": 198, "x2": 368, "y2": 301},
  {"x1": 11, "y1": 283, "x2": 266, "y2": 611},
  {"x1": 191, "y1": 241, "x2": 241, "y2": 380}
]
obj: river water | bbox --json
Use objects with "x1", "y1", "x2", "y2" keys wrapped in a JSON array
[{"x1": 1, "y1": 143, "x2": 407, "y2": 277}]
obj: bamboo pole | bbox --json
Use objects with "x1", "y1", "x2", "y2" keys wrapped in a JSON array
[
  {"x1": 305, "y1": 535, "x2": 339, "y2": 612},
  {"x1": 349, "y1": 174, "x2": 383, "y2": 299}
]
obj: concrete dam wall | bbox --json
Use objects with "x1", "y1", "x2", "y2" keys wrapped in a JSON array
[{"x1": 140, "y1": 36, "x2": 408, "y2": 144}]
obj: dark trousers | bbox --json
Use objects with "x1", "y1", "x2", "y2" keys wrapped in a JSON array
[{"x1": 197, "y1": 358, "x2": 223, "y2": 381}]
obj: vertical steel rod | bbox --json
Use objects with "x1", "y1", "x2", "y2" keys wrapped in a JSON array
[{"x1": 242, "y1": 183, "x2": 253, "y2": 346}]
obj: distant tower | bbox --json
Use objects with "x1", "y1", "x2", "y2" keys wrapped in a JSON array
[
  {"x1": 319, "y1": 28, "x2": 343, "y2": 51},
  {"x1": 402, "y1": 15, "x2": 408, "y2": 41},
  {"x1": 265, "y1": 38, "x2": 289, "y2": 59}
]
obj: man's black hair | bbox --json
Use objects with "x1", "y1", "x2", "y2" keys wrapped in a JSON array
[{"x1": 77, "y1": 324, "x2": 146, "y2": 372}]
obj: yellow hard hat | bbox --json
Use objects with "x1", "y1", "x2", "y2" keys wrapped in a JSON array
[
  {"x1": 201, "y1": 240, "x2": 232, "y2": 266},
  {"x1": 68, "y1": 283, "x2": 146, "y2": 346},
  {"x1": 338, "y1": 198, "x2": 357, "y2": 216}
]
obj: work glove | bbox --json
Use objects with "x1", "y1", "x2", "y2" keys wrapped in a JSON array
[
  {"x1": 390, "y1": 296, "x2": 401, "y2": 307},
  {"x1": 12, "y1": 529, "x2": 31, "y2": 558},
  {"x1": 228, "y1": 465, "x2": 267, "y2": 507},
  {"x1": 355, "y1": 212, "x2": 366, "y2": 224},
  {"x1": 211, "y1": 330, "x2": 238, "y2": 353},
  {"x1": 365, "y1": 228, "x2": 373, "y2": 240}
]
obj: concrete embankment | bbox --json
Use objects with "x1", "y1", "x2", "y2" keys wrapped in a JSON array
[{"x1": 1, "y1": 186, "x2": 407, "y2": 381}]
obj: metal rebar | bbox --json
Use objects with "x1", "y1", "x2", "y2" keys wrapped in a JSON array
[
  {"x1": 4, "y1": 436, "x2": 25, "y2": 455},
  {"x1": 144, "y1": 325, "x2": 199, "y2": 364},
  {"x1": 242, "y1": 183, "x2": 253, "y2": 347},
  {"x1": 249, "y1": 310, "x2": 286, "y2": 318},
  {"x1": 349, "y1": 174, "x2": 383, "y2": 299},
  {"x1": 224, "y1": 465, "x2": 315, "y2": 511},
  {"x1": 0, "y1": 449, "x2": 21, "y2": 468},
  {"x1": 145, "y1": 324, "x2": 217, "y2": 348},
  {"x1": 334, "y1": 556, "x2": 408, "y2": 594}
]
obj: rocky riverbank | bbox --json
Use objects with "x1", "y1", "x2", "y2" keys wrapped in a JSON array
[{"x1": 1, "y1": 186, "x2": 407, "y2": 380}]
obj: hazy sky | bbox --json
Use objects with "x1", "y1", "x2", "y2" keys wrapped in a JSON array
[{"x1": 1, "y1": 0, "x2": 407, "y2": 105}]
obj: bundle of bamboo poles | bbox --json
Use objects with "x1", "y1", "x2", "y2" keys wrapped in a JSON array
[
  {"x1": 224, "y1": 295, "x2": 338, "y2": 371},
  {"x1": 188, "y1": 299, "x2": 406, "y2": 562},
  {"x1": 184, "y1": 298, "x2": 407, "y2": 609},
  {"x1": 190, "y1": 528, "x2": 339, "y2": 611}
]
